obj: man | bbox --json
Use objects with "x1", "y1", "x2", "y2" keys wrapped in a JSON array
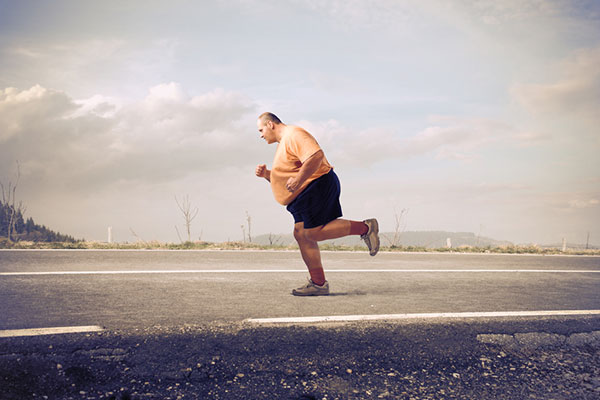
[{"x1": 255, "y1": 112, "x2": 379, "y2": 296}]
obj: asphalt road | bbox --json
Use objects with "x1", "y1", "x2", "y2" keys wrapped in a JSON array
[
  {"x1": 1, "y1": 250, "x2": 599, "y2": 330},
  {"x1": 2, "y1": 250, "x2": 600, "y2": 399}
]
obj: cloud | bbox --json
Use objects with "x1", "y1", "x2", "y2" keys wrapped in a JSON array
[
  {"x1": 0, "y1": 85, "x2": 78, "y2": 142},
  {"x1": 511, "y1": 47, "x2": 600, "y2": 122},
  {"x1": 0, "y1": 84, "x2": 259, "y2": 195},
  {"x1": 299, "y1": 0, "x2": 420, "y2": 31},
  {"x1": 537, "y1": 191, "x2": 600, "y2": 212},
  {"x1": 568, "y1": 198, "x2": 600, "y2": 209},
  {"x1": 1, "y1": 38, "x2": 180, "y2": 99},
  {"x1": 296, "y1": 0, "x2": 600, "y2": 34},
  {"x1": 298, "y1": 115, "x2": 524, "y2": 167},
  {"x1": 461, "y1": 0, "x2": 589, "y2": 23},
  {"x1": 404, "y1": 116, "x2": 517, "y2": 161}
]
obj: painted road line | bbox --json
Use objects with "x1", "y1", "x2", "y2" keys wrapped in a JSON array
[
  {"x1": 247, "y1": 310, "x2": 600, "y2": 324},
  {"x1": 1, "y1": 269, "x2": 599, "y2": 276},
  {"x1": 0, "y1": 270, "x2": 308, "y2": 276},
  {"x1": 0, "y1": 325, "x2": 104, "y2": 338}
]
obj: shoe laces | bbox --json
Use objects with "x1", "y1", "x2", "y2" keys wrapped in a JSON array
[{"x1": 301, "y1": 278, "x2": 315, "y2": 288}]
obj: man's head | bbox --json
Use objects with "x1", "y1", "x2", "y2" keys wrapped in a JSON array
[
  {"x1": 258, "y1": 112, "x2": 282, "y2": 125},
  {"x1": 257, "y1": 112, "x2": 283, "y2": 144}
]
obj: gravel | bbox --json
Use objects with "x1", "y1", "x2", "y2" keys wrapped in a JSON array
[{"x1": 1, "y1": 317, "x2": 600, "y2": 399}]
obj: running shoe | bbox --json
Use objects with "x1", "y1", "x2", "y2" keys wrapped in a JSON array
[
  {"x1": 292, "y1": 278, "x2": 330, "y2": 296},
  {"x1": 361, "y1": 218, "x2": 380, "y2": 256}
]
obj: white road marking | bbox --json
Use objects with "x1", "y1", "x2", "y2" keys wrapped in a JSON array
[
  {"x1": 0, "y1": 325, "x2": 104, "y2": 338},
  {"x1": 1, "y1": 269, "x2": 599, "y2": 276},
  {"x1": 247, "y1": 310, "x2": 600, "y2": 324}
]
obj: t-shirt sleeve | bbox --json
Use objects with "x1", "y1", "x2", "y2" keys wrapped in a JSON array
[{"x1": 287, "y1": 129, "x2": 322, "y2": 163}]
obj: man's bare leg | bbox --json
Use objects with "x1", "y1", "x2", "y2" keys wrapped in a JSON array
[
  {"x1": 305, "y1": 218, "x2": 380, "y2": 257},
  {"x1": 304, "y1": 219, "x2": 367, "y2": 242},
  {"x1": 294, "y1": 222, "x2": 326, "y2": 286}
]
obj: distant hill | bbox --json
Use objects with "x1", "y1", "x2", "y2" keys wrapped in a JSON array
[
  {"x1": 251, "y1": 230, "x2": 513, "y2": 249},
  {"x1": 0, "y1": 201, "x2": 78, "y2": 243}
]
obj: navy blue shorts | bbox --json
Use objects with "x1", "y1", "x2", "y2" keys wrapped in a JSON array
[{"x1": 286, "y1": 169, "x2": 343, "y2": 229}]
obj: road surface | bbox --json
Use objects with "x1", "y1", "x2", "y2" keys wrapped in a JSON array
[
  {"x1": 1, "y1": 250, "x2": 599, "y2": 399},
  {"x1": 1, "y1": 250, "x2": 599, "y2": 329}
]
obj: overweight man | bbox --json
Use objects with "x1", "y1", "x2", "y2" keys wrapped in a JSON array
[{"x1": 255, "y1": 112, "x2": 379, "y2": 296}]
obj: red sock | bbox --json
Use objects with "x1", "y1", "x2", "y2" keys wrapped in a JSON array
[
  {"x1": 309, "y1": 268, "x2": 326, "y2": 286},
  {"x1": 349, "y1": 220, "x2": 368, "y2": 236}
]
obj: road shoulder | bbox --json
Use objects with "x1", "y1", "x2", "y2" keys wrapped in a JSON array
[{"x1": 2, "y1": 316, "x2": 600, "y2": 399}]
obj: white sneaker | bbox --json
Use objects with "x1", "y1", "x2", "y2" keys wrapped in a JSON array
[
  {"x1": 361, "y1": 218, "x2": 380, "y2": 256},
  {"x1": 292, "y1": 278, "x2": 330, "y2": 296}
]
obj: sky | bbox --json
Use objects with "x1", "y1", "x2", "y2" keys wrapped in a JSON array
[{"x1": 0, "y1": 0, "x2": 599, "y2": 245}]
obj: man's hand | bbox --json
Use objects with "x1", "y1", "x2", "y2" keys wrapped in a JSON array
[
  {"x1": 285, "y1": 150, "x2": 324, "y2": 193},
  {"x1": 286, "y1": 176, "x2": 300, "y2": 193},
  {"x1": 255, "y1": 164, "x2": 271, "y2": 181}
]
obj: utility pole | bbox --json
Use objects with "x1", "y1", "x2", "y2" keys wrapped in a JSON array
[{"x1": 108, "y1": 226, "x2": 113, "y2": 243}]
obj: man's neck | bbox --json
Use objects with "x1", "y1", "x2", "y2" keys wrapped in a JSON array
[{"x1": 274, "y1": 123, "x2": 287, "y2": 143}]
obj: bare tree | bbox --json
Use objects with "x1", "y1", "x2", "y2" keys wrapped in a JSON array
[
  {"x1": 383, "y1": 207, "x2": 408, "y2": 248},
  {"x1": 1, "y1": 161, "x2": 26, "y2": 243},
  {"x1": 268, "y1": 233, "x2": 282, "y2": 246},
  {"x1": 129, "y1": 227, "x2": 148, "y2": 246},
  {"x1": 175, "y1": 195, "x2": 199, "y2": 243},
  {"x1": 241, "y1": 225, "x2": 246, "y2": 242},
  {"x1": 476, "y1": 223, "x2": 484, "y2": 246},
  {"x1": 246, "y1": 211, "x2": 252, "y2": 243},
  {"x1": 175, "y1": 225, "x2": 184, "y2": 243},
  {"x1": 586, "y1": 231, "x2": 590, "y2": 250}
]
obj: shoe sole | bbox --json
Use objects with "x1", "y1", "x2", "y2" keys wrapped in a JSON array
[{"x1": 292, "y1": 291, "x2": 330, "y2": 296}]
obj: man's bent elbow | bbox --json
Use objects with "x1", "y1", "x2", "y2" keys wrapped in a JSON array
[{"x1": 312, "y1": 150, "x2": 324, "y2": 163}]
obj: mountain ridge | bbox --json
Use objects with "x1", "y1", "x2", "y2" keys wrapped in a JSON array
[{"x1": 250, "y1": 230, "x2": 513, "y2": 249}]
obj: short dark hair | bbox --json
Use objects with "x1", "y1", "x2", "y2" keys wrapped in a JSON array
[{"x1": 258, "y1": 112, "x2": 282, "y2": 124}]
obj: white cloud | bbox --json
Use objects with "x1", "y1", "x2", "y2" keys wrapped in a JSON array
[
  {"x1": 0, "y1": 84, "x2": 259, "y2": 192},
  {"x1": 147, "y1": 82, "x2": 188, "y2": 103},
  {"x1": 1, "y1": 38, "x2": 181, "y2": 99},
  {"x1": 405, "y1": 116, "x2": 514, "y2": 161},
  {"x1": 9, "y1": 46, "x2": 44, "y2": 58},
  {"x1": 568, "y1": 198, "x2": 600, "y2": 209},
  {"x1": 0, "y1": 85, "x2": 77, "y2": 142},
  {"x1": 298, "y1": 115, "x2": 525, "y2": 167},
  {"x1": 0, "y1": 83, "x2": 271, "y2": 241},
  {"x1": 511, "y1": 47, "x2": 600, "y2": 122},
  {"x1": 71, "y1": 95, "x2": 123, "y2": 118}
]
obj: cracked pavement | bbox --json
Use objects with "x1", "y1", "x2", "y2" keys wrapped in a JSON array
[{"x1": 2, "y1": 317, "x2": 600, "y2": 399}]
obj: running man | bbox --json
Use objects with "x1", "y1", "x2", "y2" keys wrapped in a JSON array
[{"x1": 255, "y1": 112, "x2": 379, "y2": 296}]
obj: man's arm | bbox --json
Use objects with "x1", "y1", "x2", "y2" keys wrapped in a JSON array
[{"x1": 285, "y1": 150, "x2": 324, "y2": 192}]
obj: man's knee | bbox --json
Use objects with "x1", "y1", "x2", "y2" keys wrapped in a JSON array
[
  {"x1": 293, "y1": 225, "x2": 306, "y2": 242},
  {"x1": 304, "y1": 227, "x2": 323, "y2": 242}
]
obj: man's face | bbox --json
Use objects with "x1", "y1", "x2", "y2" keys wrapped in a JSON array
[{"x1": 257, "y1": 119, "x2": 276, "y2": 144}]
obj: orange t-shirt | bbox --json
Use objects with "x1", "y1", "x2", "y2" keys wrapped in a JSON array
[{"x1": 271, "y1": 125, "x2": 332, "y2": 205}]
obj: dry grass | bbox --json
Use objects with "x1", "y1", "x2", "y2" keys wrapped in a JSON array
[{"x1": 1, "y1": 239, "x2": 599, "y2": 255}]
